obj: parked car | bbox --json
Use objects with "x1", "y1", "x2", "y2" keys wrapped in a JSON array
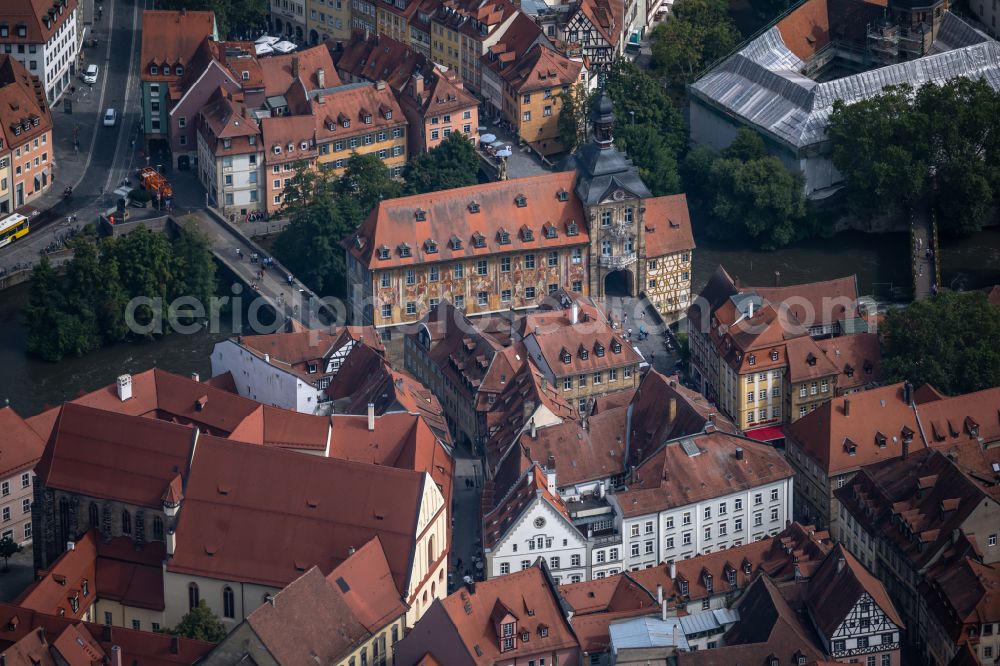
[
  {"x1": 103, "y1": 108, "x2": 116, "y2": 127},
  {"x1": 83, "y1": 64, "x2": 98, "y2": 84}
]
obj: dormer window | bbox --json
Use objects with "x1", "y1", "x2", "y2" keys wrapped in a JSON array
[
  {"x1": 612, "y1": 340, "x2": 621, "y2": 354},
  {"x1": 595, "y1": 343, "x2": 604, "y2": 357},
  {"x1": 726, "y1": 568, "x2": 736, "y2": 586},
  {"x1": 703, "y1": 572, "x2": 713, "y2": 594},
  {"x1": 679, "y1": 579, "x2": 689, "y2": 597},
  {"x1": 538, "y1": 626, "x2": 548, "y2": 638},
  {"x1": 343, "y1": 119, "x2": 351, "y2": 128},
  {"x1": 242, "y1": 70, "x2": 250, "y2": 81},
  {"x1": 364, "y1": 114, "x2": 373, "y2": 124},
  {"x1": 521, "y1": 226, "x2": 533, "y2": 241},
  {"x1": 384, "y1": 110, "x2": 392, "y2": 119},
  {"x1": 544, "y1": 223, "x2": 557, "y2": 239},
  {"x1": 398, "y1": 243, "x2": 412, "y2": 257},
  {"x1": 748, "y1": 354, "x2": 755, "y2": 366},
  {"x1": 768, "y1": 657, "x2": 779, "y2": 666},
  {"x1": 0, "y1": 24, "x2": 8, "y2": 38},
  {"x1": 415, "y1": 208, "x2": 426, "y2": 221},
  {"x1": 875, "y1": 431, "x2": 887, "y2": 448},
  {"x1": 301, "y1": 141, "x2": 309, "y2": 151},
  {"x1": 377, "y1": 245, "x2": 390, "y2": 260},
  {"x1": 425, "y1": 239, "x2": 438, "y2": 254},
  {"x1": 497, "y1": 229, "x2": 510, "y2": 245},
  {"x1": 557, "y1": 189, "x2": 569, "y2": 201},
  {"x1": 288, "y1": 143, "x2": 295, "y2": 152},
  {"x1": 308, "y1": 363, "x2": 318, "y2": 374},
  {"x1": 450, "y1": 235, "x2": 462, "y2": 250},
  {"x1": 175, "y1": 66, "x2": 184, "y2": 76},
  {"x1": 567, "y1": 221, "x2": 578, "y2": 236},
  {"x1": 17, "y1": 23, "x2": 27, "y2": 37},
  {"x1": 469, "y1": 201, "x2": 480, "y2": 213},
  {"x1": 579, "y1": 346, "x2": 589, "y2": 360},
  {"x1": 150, "y1": 65, "x2": 159, "y2": 75},
  {"x1": 844, "y1": 438, "x2": 857, "y2": 455},
  {"x1": 770, "y1": 350, "x2": 778, "y2": 361},
  {"x1": 223, "y1": 138, "x2": 231, "y2": 149},
  {"x1": 742, "y1": 560, "x2": 752, "y2": 575},
  {"x1": 472, "y1": 232, "x2": 486, "y2": 248},
  {"x1": 273, "y1": 145, "x2": 282, "y2": 154},
  {"x1": 515, "y1": 194, "x2": 526, "y2": 207},
  {"x1": 806, "y1": 353, "x2": 817, "y2": 366},
  {"x1": 560, "y1": 348, "x2": 571, "y2": 364}
]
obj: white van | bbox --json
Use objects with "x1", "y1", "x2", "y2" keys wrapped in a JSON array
[{"x1": 84, "y1": 64, "x2": 98, "y2": 84}]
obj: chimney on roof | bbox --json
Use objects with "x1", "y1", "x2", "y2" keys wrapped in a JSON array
[
  {"x1": 669, "y1": 560, "x2": 676, "y2": 580},
  {"x1": 411, "y1": 72, "x2": 424, "y2": 96},
  {"x1": 190, "y1": 372, "x2": 200, "y2": 382},
  {"x1": 656, "y1": 583, "x2": 663, "y2": 604},
  {"x1": 376, "y1": 80, "x2": 386, "y2": 91},
  {"x1": 667, "y1": 397, "x2": 676, "y2": 424},
  {"x1": 116, "y1": 374, "x2": 133, "y2": 402},
  {"x1": 662, "y1": 599, "x2": 669, "y2": 622},
  {"x1": 264, "y1": 353, "x2": 270, "y2": 363},
  {"x1": 317, "y1": 68, "x2": 326, "y2": 88},
  {"x1": 836, "y1": 556, "x2": 845, "y2": 573},
  {"x1": 367, "y1": 402, "x2": 376, "y2": 431},
  {"x1": 735, "y1": 447, "x2": 744, "y2": 460},
  {"x1": 844, "y1": 398, "x2": 850, "y2": 416},
  {"x1": 291, "y1": 56, "x2": 300, "y2": 80},
  {"x1": 166, "y1": 528, "x2": 176, "y2": 556},
  {"x1": 170, "y1": 635, "x2": 180, "y2": 655},
  {"x1": 348, "y1": 545, "x2": 356, "y2": 556},
  {"x1": 465, "y1": 577, "x2": 476, "y2": 594},
  {"x1": 111, "y1": 645, "x2": 122, "y2": 666},
  {"x1": 570, "y1": 301, "x2": 579, "y2": 325},
  {"x1": 903, "y1": 381, "x2": 913, "y2": 405},
  {"x1": 530, "y1": 418, "x2": 537, "y2": 439},
  {"x1": 67, "y1": 540, "x2": 75, "y2": 551},
  {"x1": 748, "y1": 300, "x2": 755, "y2": 318}
]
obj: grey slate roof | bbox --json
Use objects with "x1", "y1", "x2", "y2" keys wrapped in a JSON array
[
  {"x1": 690, "y1": 12, "x2": 1000, "y2": 151},
  {"x1": 566, "y1": 142, "x2": 653, "y2": 205}
]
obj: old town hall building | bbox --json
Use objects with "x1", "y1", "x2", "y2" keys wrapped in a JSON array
[{"x1": 345, "y1": 94, "x2": 695, "y2": 334}]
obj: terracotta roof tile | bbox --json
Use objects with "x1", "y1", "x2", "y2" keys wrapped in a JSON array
[
  {"x1": 0, "y1": 406, "x2": 45, "y2": 479},
  {"x1": 815, "y1": 332, "x2": 882, "y2": 391},
  {"x1": 806, "y1": 543, "x2": 903, "y2": 639},
  {"x1": 168, "y1": 437, "x2": 428, "y2": 591},
  {"x1": 2, "y1": 0, "x2": 79, "y2": 46},
  {"x1": 785, "y1": 335, "x2": 839, "y2": 383},
  {"x1": 557, "y1": 573, "x2": 656, "y2": 616},
  {"x1": 399, "y1": 564, "x2": 579, "y2": 664},
  {"x1": 139, "y1": 10, "x2": 216, "y2": 82},
  {"x1": 643, "y1": 194, "x2": 696, "y2": 258},
  {"x1": 17, "y1": 530, "x2": 97, "y2": 621},
  {"x1": 0, "y1": 55, "x2": 53, "y2": 152},
  {"x1": 750, "y1": 274, "x2": 859, "y2": 330},
  {"x1": 347, "y1": 171, "x2": 589, "y2": 269},
  {"x1": 259, "y1": 45, "x2": 341, "y2": 97},
  {"x1": 616, "y1": 431, "x2": 793, "y2": 518},
  {"x1": 923, "y1": 557, "x2": 1000, "y2": 642},
  {"x1": 483, "y1": 466, "x2": 570, "y2": 549},
  {"x1": 498, "y1": 44, "x2": 583, "y2": 93},
  {"x1": 776, "y1": 0, "x2": 831, "y2": 59}
]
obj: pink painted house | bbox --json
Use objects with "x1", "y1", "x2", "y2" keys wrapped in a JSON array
[{"x1": 0, "y1": 407, "x2": 46, "y2": 545}]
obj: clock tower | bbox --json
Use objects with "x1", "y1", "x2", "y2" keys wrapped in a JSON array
[{"x1": 562, "y1": 93, "x2": 653, "y2": 301}]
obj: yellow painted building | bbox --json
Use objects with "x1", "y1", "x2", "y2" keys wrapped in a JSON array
[
  {"x1": 306, "y1": 0, "x2": 352, "y2": 42},
  {"x1": 313, "y1": 81, "x2": 409, "y2": 178},
  {"x1": 429, "y1": 0, "x2": 519, "y2": 92}
]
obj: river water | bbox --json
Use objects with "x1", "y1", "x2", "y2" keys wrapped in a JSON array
[{"x1": 2, "y1": 229, "x2": 998, "y2": 417}]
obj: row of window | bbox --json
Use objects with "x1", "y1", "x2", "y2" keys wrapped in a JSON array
[
  {"x1": 0, "y1": 498, "x2": 31, "y2": 521},
  {"x1": 381, "y1": 280, "x2": 585, "y2": 319},
  {"x1": 747, "y1": 388, "x2": 781, "y2": 402},
  {"x1": 747, "y1": 407, "x2": 781, "y2": 425},
  {"x1": 798, "y1": 379, "x2": 830, "y2": 397},
  {"x1": 746, "y1": 371, "x2": 781, "y2": 384},
  {"x1": 561, "y1": 367, "x2": 630, "y2": 389},
  {"x1": 0, "y1": 473, "x2": 32, "y2": 496}
]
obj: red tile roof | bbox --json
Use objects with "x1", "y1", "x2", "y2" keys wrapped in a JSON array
[
  {"x1": 814, "y1": 332, "x2": 882, "y2": 391},
  {"x1": 325, "y1": 536, "x2": 408, "y2": 631},
  {"x1": 516, "y1": 408, "x2": 626, "y2": 489},
  {"x1": 557, "y1": 573, "x2": 656, "y2": 616},
  {"x1": 616, "y1": 431, "x2": 793, "y2": 518},
  {"x1": 806, "y1": 543, "x2": 903, "y2": 639},
  {"x1": 94, "y1": 536, "x2": 167, "y2": 611},
  {"x1": 785, "y1": 335, "x2": 839, "y2": 383},
  {"x1": 140, "y1": 10, "x2": 217, "y2": 82},
  {"x1": 0, "y1": 55, "x2": 53, "y2": 153},
  {"x1": 312, "y1": 81, "x2": 403, "y2": 144},
  {"x1": 499, "y1": 44, "x2": 583, "y2": 93},
  {"x1": 750, "y1": 274, "x2": 859, "y2": 330},
  {"x1": 776, "y1": 0, "x2": 831, "y2": 59},
  {"x1": 244, "y1": 560, "x2": 395, "y2": 664},
  {"x1": 168, "y1": 436, "x2": 428, "y2": 591},
  {"x1": 333, "y1": 30, "x2": 431, "y2": 93},
  {"x1": 625, "y1": 523, "x2": 832, "y2": 607},
  {"x1": 404, "y1": 564, "x2": 579, "y2": 665},
  {"x1": 922, "y1": 556, "x2": 1000, "y2": 643},
  {"x1": 483, "y1": 466, "x2": 570, "y2": 549},
  {"x1": 35, "y1": 403, "x2": 198, "y2": 509},
  {"x1": 785, "y1": 382, "x2": 919, "y2": 477},
  {"x1": 0, "y1": 406, "x2": 45, "y2": 479},
  {"x1": 643, "y1": 194, "x2": 696, "y2": 258},
  {"x1": 259, "y1": 45, "x2": 341, "y2": 96},
  {"x1": 0, "y1": 603, "x2": 213, "y2": 665},
  {"x1": 17, "y1": 530, "x2": 97, "y2": 621},
  {"x1": 2, "y1": 0, "x2": 79, "y2": 45},
  {"x1": 347, "y1": 171, "x2": 589, "y2": 269},
  {"x1": 233, "y1": 326, "x2": 382, "y2": 385}
]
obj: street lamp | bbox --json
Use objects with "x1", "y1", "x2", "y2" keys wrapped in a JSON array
[{"x1": 629, "y1": 110, "x2": 635, "y2": 126}]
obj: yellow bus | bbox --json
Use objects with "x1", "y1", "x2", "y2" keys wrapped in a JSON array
[{"x1": 0, "y1": 212, "x2": 29, "y2": 248}]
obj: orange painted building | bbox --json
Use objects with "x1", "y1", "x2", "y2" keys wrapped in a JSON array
[{"x1": 0, "y1": 55, "x2": 53, "y2": 211}]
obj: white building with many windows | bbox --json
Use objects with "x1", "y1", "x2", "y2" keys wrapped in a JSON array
[
  {"x1": 196, "y1": 93, "x2": 264, "y2": 215},
  {"x1": 612, "y1": 430, "x2": 794, "y2": 571},
  {"x1": 1, "y1": 0, "x2": 80, "y2": 103}
]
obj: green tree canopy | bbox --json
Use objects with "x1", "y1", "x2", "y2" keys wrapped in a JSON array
[
  {"x1": 404, "y1": 132, "x2": 480, "y2": 194},
  {"x1": 0, "y1": 535, "x2": 20, "y2": 573},
  {"x1": 883, "y1": 291, "x2": 1000, "y2": 395},
  {"x1": 605, "y1": 61, "x2": 686, "y2": 155},
  {"x1": 649, "y1": 0, "x2": 740, "y2": 88},
  {"x1": 615, "y1": 124, "x2": 681, "y2": 196},
  {"x1": 683, "y1": 128, "x2": 810, "y2": 249},
  {"x1": 336, "y1": 153, "x2": 402, "y2": 217},
  {"x1": 828, "y1": 79, "x2": 1000, "y2": 234},
  {"x1": 169, "y1": 600, "x2": 228, "y2": 642},
  {"x1": 557, "y1": 83, "x2": 594, "y2": 152}
]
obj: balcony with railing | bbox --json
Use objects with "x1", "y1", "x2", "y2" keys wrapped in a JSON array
[{"x1": 600, "y1": 252, "x2": 637, "y2": 269}]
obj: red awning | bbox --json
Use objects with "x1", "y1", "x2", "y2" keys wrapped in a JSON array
[{"x1": 744, "y1": 425, "x2": 786, "y2": 442}]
